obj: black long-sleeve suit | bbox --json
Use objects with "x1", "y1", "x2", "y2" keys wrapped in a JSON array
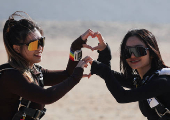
[
  {"x1": 0, "y1": 36, "x2": 85, "y2": 120},
  {"x1": 91, "y1": 44, "x2": 170, "y2": 120}
]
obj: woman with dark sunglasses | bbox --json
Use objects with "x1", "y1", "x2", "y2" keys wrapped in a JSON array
[
  {"x1": 83, "y1": 29, "x2": 170, "y2": 120},
  {"x1": 0, "y1": 11, "x2": 93, "y2": 120}
]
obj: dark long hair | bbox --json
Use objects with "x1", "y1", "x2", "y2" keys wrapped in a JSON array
[
  {"x1": 120, "y1": 29, "x2": 167, "y2": 78},
  {"x1": 3, "y1": 11, "x2": 43, "y2": 72}
]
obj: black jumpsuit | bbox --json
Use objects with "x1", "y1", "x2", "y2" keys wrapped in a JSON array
[
  {"x1": 91, "y1": 44, "x2": 170, "y2": 120},
  {"x1": 0, "y1": 36, "x2": 85, "y2": 120}
]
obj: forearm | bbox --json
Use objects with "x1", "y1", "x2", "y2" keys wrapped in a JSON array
[
  {"x1": 91, "y1": 62, "x2": 168, "y2": 103},
  {"x1": 43, "y1": 69, "x2": 69, "y2": 86},
  {"x1": 66, "y1": 36, "x2": 87, "y2": 75},
  {"x1": 91, "y1": 59, "x2": 133, "y2": 88},
  {"x1": 91, "y1": 60, "x2": 112, "y2": 80},
  {"x1": 41, "y1": 67, "x2": 83, "y2": 104},
  {"x1": 5, "y1": 68, "x2": 83, "y2": 104},
  {"x1": 43, "y1": 36, "x2": 86, "y2": 86},
  {"x1": 97, "y1": 44, "x2": 112, "y2": 68}
]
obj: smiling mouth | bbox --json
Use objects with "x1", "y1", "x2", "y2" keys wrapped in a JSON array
[
  {"x1": 130, "y1": 59, "x2": 140, "y2": 63},
  {"x1": 34, "y1": 53, "x2": 42, "y2": 57}
]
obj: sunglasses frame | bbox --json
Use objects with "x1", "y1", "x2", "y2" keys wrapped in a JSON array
[
  {"x1": 19, "y1": 36, "x2": 45, "y2": 51},
  {"x1": 124, "y1": 46, "x2": 149, "y2": 59}
]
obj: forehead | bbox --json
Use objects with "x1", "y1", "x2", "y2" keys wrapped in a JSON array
[
  {"x1": 26, "y1": 29, "x2": 41, "y2": 43},
  {"x1": 126, "y1": 36, "x2": 146, "y2": 47}
]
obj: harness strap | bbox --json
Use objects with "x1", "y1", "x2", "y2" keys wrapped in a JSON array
[
  {"x1": 16, "y1": 96, "x2": 46, "y2": 120},
  {"x1": 134, "y1": 72, "x2": 170, "y2": 118},
  {"x1": 146, "y1": 73, "x2": 170, "y2": 118},
  {"x1": 147, "y1": 97, "x2": 170, "y2": 118},
  {"x1": 0, "y1": 66, "x2": 46, "y2": 119},
  {"x1": 19, "y1": 106, "x2": 46, "y2": 120},
  {"x1": 155, "y1": 105, "x2": 170, "y2": 118}
]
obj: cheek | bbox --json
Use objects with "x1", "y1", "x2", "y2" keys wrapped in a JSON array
[
  {"x1": 125, "y1": 59, "x2": 132, "y2": 67},
  {"x1": 20, "y1": 47, "x2": 33, "y2": 59},
  {"x1": 143, "y1": 55, "x2": 152, "y2": 65}
]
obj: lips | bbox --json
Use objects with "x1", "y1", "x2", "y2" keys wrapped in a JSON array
[
  {"x1": 34, "y1": 52, "x2": 42, "y2": 57},
  {"x1": 130, "y1": 59, "x2": 140, "y2": 63},
  {"x1": 128, "y1": 58, "x2": 141, "y2": 64}
]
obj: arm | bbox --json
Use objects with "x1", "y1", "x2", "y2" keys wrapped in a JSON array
[
  {"x1": 82, "y1": 33, "x2": 133, "y2": 87},
  {"x1": 91, "y1": 60, "x2": 133, "y2": 88},
  {"x1": 92, "y1": 32, "x2": 111, "y2": 67},
  {"x1": 97, "y1": 44, "x2": 112, "y2": 68},
  {"x1": 91, "y1": 32, "x2": 134, "y2": 87},
  {"x1": 91, "y1": 61, "x2": 170, "y2": 103},
  {"x1": 43, "y1": 36, "x2": 85, "y2": 86},
  {"x1": 43, "y1": 29, "x2": 94, "y2": 86},
  {"x1": 2, "y1": 66, "x2": 85, "y2": 104}
]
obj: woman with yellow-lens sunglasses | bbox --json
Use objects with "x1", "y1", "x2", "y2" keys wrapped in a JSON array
[{"x1": 0, "y1": 11, "x2": 93, "y2": 120}]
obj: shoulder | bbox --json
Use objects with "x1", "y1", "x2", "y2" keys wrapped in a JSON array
[
  {"x1": 1, "y1": 68, "x2": 23, "y2": 80},
  {"x1": 0, "y1": 63, "x2": 20, "y2": 74},
  {"x1": 0, "y1": 63, "x2": 25, "y2": 83},
  {"x1": 0, "y1": 63, "x2": 18, "y2": 77},
  {"x1": 151, "y1": 74, "x2": 170, "y2": 87},
  {"x1": 0, "y1": 63, "x2": 12, "y2": 70},
  {"x1": 0, "y1": 68, "x2": 26, "y2": 91},
  {"x1": 158, "y1": 75, "x2": 170, "y2": 81}
]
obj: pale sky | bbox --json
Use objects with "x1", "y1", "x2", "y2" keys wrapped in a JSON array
[{"x1": 0, "y1": 0, "x2": 170, "y2": 23}]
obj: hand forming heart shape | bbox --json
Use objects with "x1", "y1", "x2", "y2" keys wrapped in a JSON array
[
  {"x1": 80, "y1": 29, "x2": 107, "y2": 78},
  {"x1": 81, "y1": 29, "x2": 107, "y2": 51}
]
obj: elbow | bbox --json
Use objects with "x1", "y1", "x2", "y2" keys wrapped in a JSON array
[
  {"x1": 38, "y1": 92, "x2": 61, "y2": 104},
  {"x1": 44, "y1": 96, "x2": 57, "y2": 104},
  {"x1": 39, "y1": 95, "x2": 56, "y2": 104},
  {"x1": 114, "y1": 96, "x2": 128, "y2": 103},
  {"x1": 115, "y1": 98, "x2": 125, "y2": 103}
]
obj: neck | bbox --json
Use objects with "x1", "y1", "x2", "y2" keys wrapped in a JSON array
[
  {"x1": 29, "y1": 63, "x2": 34, "y2": 69},
  {"x1": 137, "y1": 65, "x2": 151, "y2": 79}
]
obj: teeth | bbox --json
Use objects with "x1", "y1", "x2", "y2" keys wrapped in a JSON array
[{"x1": 131, "y1": 60, "x2": 139, "y2": 63}]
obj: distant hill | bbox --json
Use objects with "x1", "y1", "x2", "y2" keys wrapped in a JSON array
[{"x1": 1, "y1": 21, "x2": 170, "y2": 42}]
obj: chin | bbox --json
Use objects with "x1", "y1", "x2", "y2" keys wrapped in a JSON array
[
  {"x1": 33, "y1": 59, "x2": 42, "y2": 63},
  {"x1": 130, "y1": 65, "x2": 141, "y2": 70},
  {"x1": 36, "y1": 60, "x2": 41, "y2": 63}
]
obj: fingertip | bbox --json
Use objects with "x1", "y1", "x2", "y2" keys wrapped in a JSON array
[{"x1": 82, "y1": 44, "x2": 86, "y2": 47}]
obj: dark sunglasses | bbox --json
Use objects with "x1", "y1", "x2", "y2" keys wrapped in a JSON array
[
  {"x1": 124, "y1": 46, "x2": 149, "y2": 59},
  {"x1": 20, "y1": 37, "x2": 45, "y2": 51}
]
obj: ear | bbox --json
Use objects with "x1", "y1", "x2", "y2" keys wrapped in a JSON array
[{"x1": 13, "y1": 45, "x2": 21, "y2": 53}]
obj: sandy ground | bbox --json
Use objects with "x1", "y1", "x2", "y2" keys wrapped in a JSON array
[{"x1": 1, "y1": 21, "x2": 170, "y2": 120}]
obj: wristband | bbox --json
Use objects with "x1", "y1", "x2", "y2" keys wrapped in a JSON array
[{"x1": 70, "y1": 49, "x2": 82, "y2": 61}]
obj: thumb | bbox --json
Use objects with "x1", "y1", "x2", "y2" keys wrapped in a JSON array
[
  {"x1": 92, "y1": 45, "x2": 100, "y2": 51},
  {"x1": 83, "y1": 44, "x2": 93, "y2": 51}
]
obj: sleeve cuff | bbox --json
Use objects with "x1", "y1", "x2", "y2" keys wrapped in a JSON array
[
  {"x1": 91, "y1": 60, "x2": 101, "y2": 75},
  {"x1": 97, "y1": 43, "x2": 110, "y2": 54},
  {"x1": 71, "y1": 36, "x2": 87, "y2": 51},
  {"x1": 97, "y1": 43, "x2": 112, "y2": 62}
]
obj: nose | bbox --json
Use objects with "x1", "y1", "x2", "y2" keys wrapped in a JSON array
[
  {"x1": 130, "y1": 53, "x2": 136, "y2": 58},
  {"x1": 37, "y1": 45, "x2": 43, "y2": 51}
]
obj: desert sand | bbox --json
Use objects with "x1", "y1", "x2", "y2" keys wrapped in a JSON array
[{"x1": 0, "y1": 21, "x2": 170, "y2": 120}]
